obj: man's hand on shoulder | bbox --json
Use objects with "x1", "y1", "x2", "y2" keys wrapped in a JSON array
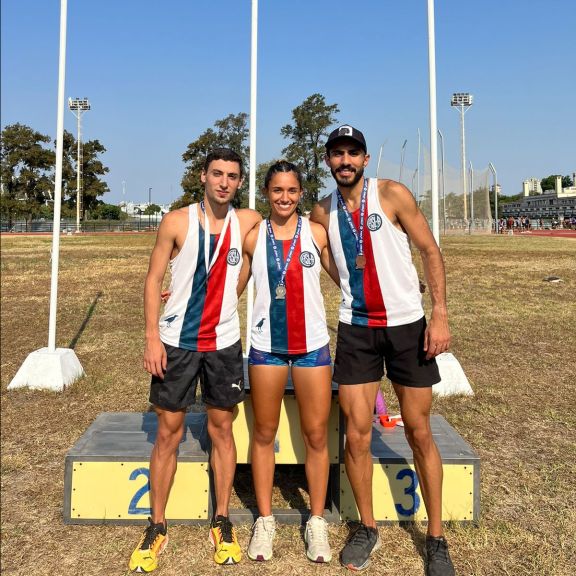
[{"x1": 310, "y1": 196, "x2": 331, "y2": 229}]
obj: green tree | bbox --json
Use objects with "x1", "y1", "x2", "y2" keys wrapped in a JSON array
[
  {"x1": 91, "y1": 203, "x2": 123, "y2": 220},
  {"x1": 0, "y1": 123, "x2": 54, "y2": 226},
  {"x1": 179, "y1": 113, "x2": 249, "y2": 208},
  {"x1": 540, "y1": 174, "x2": 573, "y2": 191},
  {"x1": 281, "y1": 94, "x2": 339, "y2": 210},
  {"x1": 60, "y1": 131, "x2": 110, "y2": 217},
  {"x1": 143, "y1": 203, "x2": 162, "y2": 215}
]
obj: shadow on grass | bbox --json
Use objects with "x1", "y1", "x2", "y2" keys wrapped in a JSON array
[{"x1": 69, "y1": 291, "x2": 103, "y2": 349}]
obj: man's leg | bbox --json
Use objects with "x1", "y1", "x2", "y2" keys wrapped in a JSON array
[
  {"x1": 392, "y1": 383, "x2": 443, "y2": 537},
  {"x1": 129, "y1": 406, "x2": 184, "y2": 572},
  {"x1": 338, "y1": 382, "x2": 380, "y2": 527},
  {"x1": 149, "y1": 406, "x2": 186, "y2": 523},
  {"x1": 206, "y1": 404, "x2": 236, "y2": 517}
]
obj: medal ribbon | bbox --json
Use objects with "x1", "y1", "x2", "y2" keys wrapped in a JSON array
[
  {"x1": 266, "y1": 216, "x2": 302, "y2": 289},
  {"x1": 336, "y1": 178, "x2": 369, "y2": 257},
  {"x1": 200, "y1": 201, "x2": 232, "y2": 274}
]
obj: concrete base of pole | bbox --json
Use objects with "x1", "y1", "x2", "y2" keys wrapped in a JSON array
[
  {"x1": 433, "y1": 352, "x2": 474, "y2": 397},
  {"x1": 8, "y1": 348, "x2": 84, "y2": 392}
]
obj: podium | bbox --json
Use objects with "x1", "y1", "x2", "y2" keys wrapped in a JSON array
[{"x1": 64, "y1": 372, "x2": 479, "y2": 524}]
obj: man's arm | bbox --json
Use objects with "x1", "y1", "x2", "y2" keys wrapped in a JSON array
[
  {"x1": 382, "y1": 180, "x2": 450, "y2": 359},
  {"x1": 143, "y1": 213, "x2": 179, "y2": 378},
  {"x1": 310, "y1": 220, "x2": 340, "y2": 287},
  {"x1": 236, "y1": 225, "x2": 258, "y2": 297}
]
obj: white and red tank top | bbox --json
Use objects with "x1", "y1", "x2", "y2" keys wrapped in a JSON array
[
  {"x1": 250, "y1": 218, "x2": 329, "y2": 354},
  {"x1": 159, "y1": 204, "x2": 242, "y2": 351},
  {"x1": 328, "y1": 178, "x2": 424, "y2": 327}
]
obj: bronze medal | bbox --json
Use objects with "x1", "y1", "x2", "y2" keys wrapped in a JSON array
[
  {"x1": 275, "y1": 284, "x2": 287, "y2": 300},
  {"x1": 355, "y1": 254, "x2": 366, "y2": 269}
]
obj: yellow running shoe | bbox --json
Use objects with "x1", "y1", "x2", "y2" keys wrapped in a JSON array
[
  {"x1": 209, "y1": 515, "x2": 242, "y2": 565},
  {"x1": 128, "y1": 517, "x2": 168, "y2": 573}
]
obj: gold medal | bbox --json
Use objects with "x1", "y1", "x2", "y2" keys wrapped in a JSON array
[
  {"x1": 275, "y1": 284, "x2": 287, "y2": 300},
  {"x1": 355, "y1": 254, "x2": 366, "y2": 269}
]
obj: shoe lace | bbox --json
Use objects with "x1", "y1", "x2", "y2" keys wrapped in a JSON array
[
  {"x1": 140, "y1": 519, "x2": 165, "y2": 550},
  {"x1": 348, "y1": 524, "x2": 371, "y2": 548},
  {"x1": 216, "y1": 517, "x2": 234, "y2": 543},
  {"x1": 427, "y1": 537, "x2": 450, "y2": 563},
  {"x1": 307, "y1": 518, "x2": 328, "y2": 543},
  {"x1": 253, "y1": 517, "x2": 272, "y2": 539}
]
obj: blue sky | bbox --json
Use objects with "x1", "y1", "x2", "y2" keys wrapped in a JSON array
[{"x1": 2, "y1": 0, "x2": 575, "y2": 206}]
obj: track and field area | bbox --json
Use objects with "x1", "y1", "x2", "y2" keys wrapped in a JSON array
[{"x1": 1, "y1": 234, "x2": 575, "y2": 576}]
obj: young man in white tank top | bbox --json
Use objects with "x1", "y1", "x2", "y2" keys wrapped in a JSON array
[
  {"x1": 311, "y1": 126, "x2": 455, "y2": 575},
  {"x1": 129, "y1": 148, "x2": 261, "y2": 572}
]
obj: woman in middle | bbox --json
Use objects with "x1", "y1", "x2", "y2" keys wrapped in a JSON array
[{"x1": 238, "y1": 160, "x2": 339, "y2": 563}]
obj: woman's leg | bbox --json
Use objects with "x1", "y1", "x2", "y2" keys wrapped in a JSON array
[
  {"x1": 248, "y1": 364, "x2": 288, "y2": 516},
  {"x1": 292, "y1": 364, "x2": 332, "y2": 516}
]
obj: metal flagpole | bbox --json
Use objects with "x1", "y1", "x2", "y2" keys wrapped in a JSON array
[
  {"x1": 246, "y1": 0, "x2": 258, "y2": 353},
  {"x1": 427, "y1": 0, "x2": 440, "y2": 244},
  {"x1": 9, "y1": 0, "x2": 84, "y2": 391}
]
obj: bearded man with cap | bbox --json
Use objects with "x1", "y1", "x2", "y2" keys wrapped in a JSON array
[{"x1": 311, "y1": 126, "x2": 455, "y2": 575}]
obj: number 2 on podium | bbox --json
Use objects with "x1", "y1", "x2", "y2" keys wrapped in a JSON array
[{"x1": 128, "y1": 467, "x2": 152, "y2": 515}]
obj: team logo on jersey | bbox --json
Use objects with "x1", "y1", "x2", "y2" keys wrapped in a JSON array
[
  {"x1": 227, "y1": 248, "x2": 241, "y2": 265},
  {"x1": 299, "y1": 251, "x2": 315, "y2": 268},
  {"x1": 255, "y1": 317, "x2": 266, "y2": 333},
  {"x1": 367, "y1": 213, "x2": 383, "y2": 231},
  {"x1": 161, "y1": 314, "x2": 178, "y2": 328}
]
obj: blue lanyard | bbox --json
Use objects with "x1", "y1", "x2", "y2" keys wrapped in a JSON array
[
  {"x1": 265, "y1": 216, "x2": 302, "y2": 288},
  {"x1": 336, "y1": 178, "x2": 368, "y2": 256}
]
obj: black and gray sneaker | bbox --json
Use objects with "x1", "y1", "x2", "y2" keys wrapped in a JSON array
[
  {"x1": 426, "y1": 536, "x2": 455, "y2": 576},
  {"x1": 340, "y1": 523, "x2": 381, "y2": 571}
]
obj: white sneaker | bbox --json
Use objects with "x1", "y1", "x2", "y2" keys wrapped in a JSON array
[
  {"x1": 247, "y1": 515, "x2": 276, "y2": 561},
  {"x1": 304, "y1": 515, "x2": 332, "y2": 563}
]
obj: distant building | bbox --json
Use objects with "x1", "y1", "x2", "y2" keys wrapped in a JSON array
[
  {"x1": 502, "y1": 173, "x2": 576, "y2": 220},
  {"x1": 119, "y1": 201, "x2": 170, "y2": 218}
]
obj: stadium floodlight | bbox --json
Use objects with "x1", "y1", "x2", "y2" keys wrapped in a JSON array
[
  {"x1": 451, "y1": 92, "x2": 473, "y2": 222},
  {"x1": 68, "y1": 97, "x2": 91, "y2": 233}
]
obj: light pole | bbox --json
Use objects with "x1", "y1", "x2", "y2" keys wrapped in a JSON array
[
  {"x1": 399, "y1": 139, "x2": 407, "y2": 184},
  {"x1": 451, "y1": 92, "x2": 473, "y2": 223},
  {"x1": 376, "y1": 139, "x2": 388, "y2": 179},
  {"x1": 438, "y1": 129, "x2": 446, "y2": 234},
  {"x1": 148, "y1": 187, "x2": 152, "y2": 229},
  {"x1": 417, "y1": 128, "x2": 421, "y2": 204},
  {"x1": 68, "y1": 97, "x2": 90, "y2": 233},
  {"x1": 489, "y1": 162, "x2": 498, "y2": 233},
  {"x1": 469, "y1": 161, "x2": 474, "y2": 233}
]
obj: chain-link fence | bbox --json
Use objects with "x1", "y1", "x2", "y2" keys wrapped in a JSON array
[
  {"x1": 1, "y1": 217, "x2": 161, "y2": 234},
  {"x1": 375, "y1": 143, "x2": 494, "y2": 235}
]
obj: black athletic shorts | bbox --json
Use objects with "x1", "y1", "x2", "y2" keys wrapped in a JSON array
[
  {"x1": 333, "y1": 317, "x2": 440, "y2": 387},
  {"x1": 149, "y1": 340, "x2": 245, "y2": 411}
]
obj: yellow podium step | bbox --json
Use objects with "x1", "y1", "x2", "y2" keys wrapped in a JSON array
[
  {"x1": 64, "y1": 412, "x2": 479, "y2": 525},
  {"x1": 339, "y1": 415, "x2": 479, "y2": 523}
]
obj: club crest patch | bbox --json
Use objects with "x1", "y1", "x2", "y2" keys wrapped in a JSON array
[
  {"x1": 367, "y1": 213, "x2": 383, "y2": 231},
  {"x1": 227, "y1": 248, "x2": 241, "y2": 266},
  {"x1": 299, "y1": 251, "x2": 315, "y2": 268}
]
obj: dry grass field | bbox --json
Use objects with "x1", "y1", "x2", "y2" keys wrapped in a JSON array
[{"x1": 1, "y1": 233, "x2": 575, "y2": 576}]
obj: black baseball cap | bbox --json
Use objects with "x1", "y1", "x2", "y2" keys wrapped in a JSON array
[{"x1": 325, "y1": 125, "x2": 367, "y2": 153}]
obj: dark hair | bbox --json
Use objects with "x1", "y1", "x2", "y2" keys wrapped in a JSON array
[
  {"x1": 264, "y1": 160, "x2": 303, "y2": 189},
  {"x1": 204, "y1": 147, "x2": 244, "y2": 178}
]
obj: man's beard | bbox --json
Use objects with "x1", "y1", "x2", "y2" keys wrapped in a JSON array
[{"x1": 332, "y1": 166, "x2": 365, "y2": 189}]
